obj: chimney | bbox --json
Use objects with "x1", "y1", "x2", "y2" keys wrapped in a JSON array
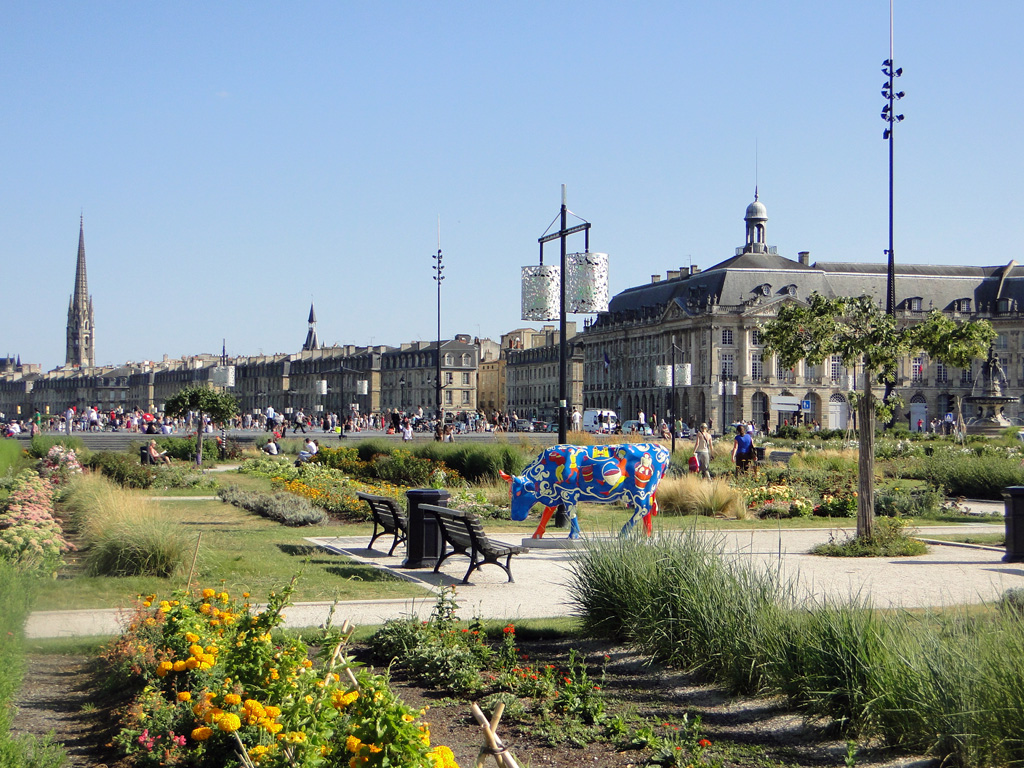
[
  {"x1": 798, "y1": 251, "x2": 810, "y2": 266},
  {"x1": 666, "y1": 270, "x2": 681, "y2": 280},
  {"x1": 690, "y1": 265, "x2": 701, "y2": 275},
  {"x1": 651, "y1": 274, "x2": 662, "y2": 283}
]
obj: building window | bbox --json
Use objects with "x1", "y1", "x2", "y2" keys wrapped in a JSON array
[
  {"x1": 462, "y1": 390, "x2": 471, "y2": 404},
  {"x1": 751, "y1": 329, "x2": 761, "y2": 346},
  {"x1": 722, "y1": 329, "x2": 733, "y2": 345},
  {"x1": 777, "y1": 358, "x2": 794, "y2": 382},
  {"x1": 936, "y1": 362, "x2": 948, "y2": 384},
  {"x1": 462, "y1": 372, "x2": 471, "y2": 385},
  {"x1": 908, "y1": 297, "x2": 923, "y2": 311},
  {"x1": 445, "y1": 390, "x2": 453, "y2": 405},
  {"x1": 462, "y1": 353, "x2": 471, "y2": 366},
  {"x1": 721, "y1": 353, "x2": 734, "y2": 378},
  {"x1": 444, "y1": 354, "x2": 454, "y2": 365},
  {"x1": 751, "y1": 353, "x2": 762, "y2": 381},
  {"x1": 996, "y1": 333, "x2": 1008, "y2": 350},
  {"x1": 805, "y1": 363, "x2": 817, "y2": 381},
  {"x1": 912, "y1": 357, "x2": 923, "y2": 382},
  {"x1": 961, "y1": 365, "x2": 973, "y2": 384},
  {"x1": 830, "y1": 355, "x2": 843, "y2": 381}
]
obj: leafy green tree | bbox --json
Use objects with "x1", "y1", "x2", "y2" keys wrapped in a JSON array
[
  {"x1": 163, "y1": 386, "x2": 239, "y2": 466},
  {"x1": 760, "y1": 294, "x2": 994, "y2": 540}
]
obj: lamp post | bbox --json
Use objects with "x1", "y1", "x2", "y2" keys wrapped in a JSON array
[
  {"x1": 432, "y1": 235, "x2": 445, "y2": 429},
  {"x1": 537, "y1": 186, "x2": 592, "y2": 445},
  {"x1": 398, "y1": 376, "x2": 406, "y2": 414},
  {"x1": 881, "y1": 1, "x2": 904, "y2": 415}
]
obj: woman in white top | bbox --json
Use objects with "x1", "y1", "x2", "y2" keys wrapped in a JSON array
[{"x1": 693, "y1": 424, "x2": 713, "y2": 479}]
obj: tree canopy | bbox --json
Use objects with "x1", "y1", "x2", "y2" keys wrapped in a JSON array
[
  {"x1": 163, "y1": 385, "x2": 239, "y2": 465},
  {"x1": 760, "y1": 293, "x2": 994, "y2": 539}
]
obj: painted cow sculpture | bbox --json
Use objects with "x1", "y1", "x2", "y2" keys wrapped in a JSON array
[{"x1": 500, "y1": 443, "x2": 671, "y2": 538}]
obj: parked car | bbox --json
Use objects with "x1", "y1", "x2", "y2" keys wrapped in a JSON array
[
  {"x1": 514, "y1": 419, "x2": 534, "y2": 432},
  {"x1": 532, "y1": 420, "x2": 551, "y2": 433},
  {"x1": 620, "y1": 419, "x2": 653, "y2": 436}
]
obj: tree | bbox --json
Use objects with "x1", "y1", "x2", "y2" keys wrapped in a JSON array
[
  {"x1": 163, "y1": 385, "x2": 239, "y2": 466},
  {"x1": 760, "y1": 294, "x2": 994, "y2": 540}
]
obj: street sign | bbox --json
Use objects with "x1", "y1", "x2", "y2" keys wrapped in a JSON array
[
  {"x1": 771, "y1": 395, "x2": 801, "y2": 412},
  {"x1": 801, "y1": 399, "x2": 812, "y2": 411}
]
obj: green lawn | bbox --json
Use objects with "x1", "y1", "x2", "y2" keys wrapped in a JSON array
[{"x1": 36, "y1": 496, "x2": 427, "y2": 611}]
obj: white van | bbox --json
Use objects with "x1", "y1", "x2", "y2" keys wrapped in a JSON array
[{"x1": 582, "y1": 409, "x2": 616, "y2": 433}]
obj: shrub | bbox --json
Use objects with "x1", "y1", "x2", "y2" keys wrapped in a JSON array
[
  {"x1": 217, "y1": 486, "x2": 327, "y2": 526},
  {"x1": 150, "y1": 465, "x2": 218, "y2": 491},
  {"x1": 903, "y1": 448, "x2": 1024, "y2": 499},
  {"x1": 36, "y1": 444, "x2": 84, "y2": 485},
  {"x1": 811, "y1": 518, "x2": 928, "y2": 557},
  {"x1": 874, "y1": 485, "x2": 943, "y2": 517},
  {"x1": 28, "y1": 434, "x2": 85, "y2": 459},
  {"x1": 154, "y1": 436, "x2": 222, "y2": 463},
  {"x1": 87, "y1": 450, "x2": 155, "y2": 489}
]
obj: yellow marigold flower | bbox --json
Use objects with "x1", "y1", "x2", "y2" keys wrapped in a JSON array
[
  {"x1": 202, "y1": 588, "x2": 216, "y2": 599},
  {"x1": 243, "y1": 592, "x2": 250, "y2": 598},
  {"x1": 368, "y1": 744, "x2": 382, "y2": 753},
  {"x1": 189, "y1": 644, "x2": 204, "y2": 657},
  {"x1": 303, "y1": 695, "x2": 314, "y2": 705},
  {"x1": 144, "y1": 617, "x2": 157, "y2": 627},
  {"x1": 201, "y1": 654, "x2": 216, "y2": 665},
  {"x1": 191, "y1": 726, "x2": 213, "y2": 741},
  {"x1": 266, "y1": 722, "x2": 283, "y2": 734},
  {"x1": 185, "y1": 632, "x2": 199, "y2": 643},
  {"x1": 263, "y1": 705, "x2": 281, "y2": 718},
  {"x1": 426, "y1": 745, "x2": 459, "y2": 768},
  {"x1": 172, "y1": 660, "x2": 187, "y2": 672},
  {"x1": 244, "y1": 699, "x2": 264, "y2": 713},
  {"x1": 301, "y1": 659, "x2": 313, "y2": 668},
  {"x1": 402, "y1": 713, "x2": 415, "y2": 722},
  {"x1": 185, "y1": 658, "x2": 200, "y2": 670},
  {"x1": 199, "y1": 661, "x2": 212, "y2": 671},
  {"x1": 142, "y1": 601, "x2": 152, "y2": 608},
  {"x1": 218, "y1": 592, "x2": 229, "y2": 602},
  {"x1": 224, "y1": 693, "x2": 241, "y2": 706},
  {"x1": 177, "y1": 691, "x2": 191, "y2": 702},
  {"x1": 346, "y1": 735, "x2": 363, "y2": 753},
  {"x1": 199, "y1": 604, "x2": 212, "y2": 615},
  {"x1": 218, "y1": 712, "x2": 242, "y2": 733},
  {"x1": 269, "y1": 669, "x2": 279, "y2": 680}
]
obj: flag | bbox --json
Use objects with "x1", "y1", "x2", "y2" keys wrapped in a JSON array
[{"x1": 603, "y1": 352, "x2": 611, "y2": 371}]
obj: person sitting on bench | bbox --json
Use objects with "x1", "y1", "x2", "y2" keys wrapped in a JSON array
[{"x1": 147, "y1": 440, "x2": 171, "y2": 465}]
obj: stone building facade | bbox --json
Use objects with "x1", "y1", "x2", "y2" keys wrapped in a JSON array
[{"x1": 582, "y1": 196, "x2": 1020, "y2": 432}]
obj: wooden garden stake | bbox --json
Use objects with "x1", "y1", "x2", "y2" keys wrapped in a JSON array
[
  {"x1": 471, "y1": 701, "x2": 519, "y2": 768},
  {"x1": 185, "y1": 532, "x2": 202, "y2": 592}
]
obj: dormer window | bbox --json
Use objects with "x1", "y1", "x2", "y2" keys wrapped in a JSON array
[
  {"x1": 757, "y1": 283, "x2": 772, "y2": 296},
  {"x1": 998, "y1": 297, "x2": 1014, "y2": 314},
  {"x1": 956, "y1": 298, "x2": 973, "y2": 313},
  {"x1": 907, "y1": 297, "x2": 923, "y2": 312},
  {"x1": 782, "y1": 284, "x2": 798, "y2": 297}
]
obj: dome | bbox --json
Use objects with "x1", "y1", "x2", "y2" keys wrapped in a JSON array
[{"x1": 745, "y1": 198, "x2": 767, "y2": 221}]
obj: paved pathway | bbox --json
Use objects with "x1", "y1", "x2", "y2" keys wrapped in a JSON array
[{"x1": 24, "y1": 520, "x2": 1019, "y2": 639}]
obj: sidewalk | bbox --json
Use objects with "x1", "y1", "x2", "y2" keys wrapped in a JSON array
[{"x1": 24, "y1": 521, "x2": 1019, "y2": 639}]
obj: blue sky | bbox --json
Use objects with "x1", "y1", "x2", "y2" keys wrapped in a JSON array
[{"x1": 3, "y1": 2, "x2": 1021, "y2": 369}]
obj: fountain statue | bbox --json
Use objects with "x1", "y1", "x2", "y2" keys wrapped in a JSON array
[{"x1": 964, "y1": 345, "x2": 1018, "y2": 436}]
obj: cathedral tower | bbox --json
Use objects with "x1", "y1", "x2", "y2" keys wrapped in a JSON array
[
  {"x1": 302, "y1": 302, "x2": 320, "y2": 351},
  {"x1": 66, "y1": 217, "x2": 95, "y2": 368}
]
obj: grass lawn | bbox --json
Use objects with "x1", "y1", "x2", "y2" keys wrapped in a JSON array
[
  {"x1": 37, "y1": 495, "x2": 428, "y2": 611},
  {"x1": 919, "y1": 531, "x2": 1005, "y2": 546}
]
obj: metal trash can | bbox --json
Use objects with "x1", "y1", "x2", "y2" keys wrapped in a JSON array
[
  {"x1": 403, "y1": 488, "x2": 450, "y2": 569},
  {"x1": 1002, "y1": 487, "x2": 1024, "y2": 563}
]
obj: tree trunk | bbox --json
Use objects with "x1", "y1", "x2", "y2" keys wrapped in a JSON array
[
  {"x1": 195, "y1": 411, "x2": 204, "y2": 467},
  {"x1": 857, "y1": 366, "x2": 875, "y2": 540}
]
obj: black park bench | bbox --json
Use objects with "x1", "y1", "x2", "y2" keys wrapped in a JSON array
[
  {"x1": 355, "y1": 492, "x2": 409, "y2": 556},
  {"x1": 419, "y1": 504, "x2": 529, "y2": 584}
]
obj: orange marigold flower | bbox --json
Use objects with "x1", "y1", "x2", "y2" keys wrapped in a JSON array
[{"x1": 191, "y1": 726, "x2": 213, "y2": 741}]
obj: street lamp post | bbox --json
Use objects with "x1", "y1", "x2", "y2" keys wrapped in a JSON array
[
  {"x1": 537, "y1": 186, "x2": 592, "y2": 445},
  {"x1": 881, "y1": 2, "x2": 904, "y2": 415},
  {"x1": 433, "y1": 235, "x2": 445, "y2": 430}
]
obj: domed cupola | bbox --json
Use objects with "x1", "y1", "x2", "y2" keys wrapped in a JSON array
[{"x1": 743, "y1": 189, "x2": 768, "y2": 252}]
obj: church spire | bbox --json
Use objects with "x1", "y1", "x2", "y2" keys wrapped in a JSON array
[
  {"x1": 66, "y1": 216, "x2": 96, "y2": 368},
  {"x1": 302, "y1": 301, "x2": 320, "y2": 351}
]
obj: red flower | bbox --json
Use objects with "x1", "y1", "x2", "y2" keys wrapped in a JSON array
[{"x1": 698, "y1": 738, "x2": 712, "y2": 748}]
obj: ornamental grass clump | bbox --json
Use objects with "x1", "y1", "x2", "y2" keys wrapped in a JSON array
[
  {"x1": 655, "y1": 475, "x2": 744, "y2": 518},
  {"x1": 65, "y1": 473, "x2": 189, "y2": 577},
  {"x1": 0, "y1": 470, "x2": 73, "y2": 576},
  {"x1": 106, "y1": 581, "x2": 458, "y2": 768}
]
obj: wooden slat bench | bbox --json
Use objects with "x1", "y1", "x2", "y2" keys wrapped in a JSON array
[
  {"x1": 419, "y1": 504, "x2": 529, "y2": 584},
  {"x1": 356, "y1": 492, "x2": 409, "y2": 556}
]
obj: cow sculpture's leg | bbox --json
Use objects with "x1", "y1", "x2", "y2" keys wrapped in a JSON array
[
  {"x1": 642, "y1": 497, "x2": 660, "y2": 536},
  {"x1": 532, "y1": 505, "x2": 559, "y2": 539}
]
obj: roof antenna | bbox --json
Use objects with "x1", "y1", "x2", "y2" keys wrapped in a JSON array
[{"x1": 754, "y1": 139, "x2": 759, "y2": 200}]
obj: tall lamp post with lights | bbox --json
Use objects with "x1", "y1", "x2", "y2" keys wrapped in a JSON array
[
  {"x1": 881, "y1": 4, "x2": 905, "y2": 410},
  {"x1": 522, "y1": 187, "x2": 609, "y2": 529},
  {"x1": 432, "y1": 239, "x2": 445, "y2": 430}
]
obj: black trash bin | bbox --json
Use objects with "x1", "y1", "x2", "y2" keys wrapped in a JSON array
[
  {"x1": 403, "y1": 488, "x2": 450, "y2": 569},
  {"x1": 1001, "y1": 487, "x2": 1024, "y2": 563}
]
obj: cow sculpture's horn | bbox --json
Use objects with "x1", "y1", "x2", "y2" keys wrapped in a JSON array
[{"x1": 498, "y1": 470, "x2": 512, "y2": 483}]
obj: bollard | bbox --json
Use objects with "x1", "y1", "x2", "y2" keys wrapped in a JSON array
[
  {"x1": 403, "y1": 488, "x2": 450, "y2": 569},
  {"x1": 1002, "y1": 487, "x2": 1024, "y2": 563}
]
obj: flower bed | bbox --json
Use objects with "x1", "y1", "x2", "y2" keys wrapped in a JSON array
[
  {"x1": 0, "y1": 470, "x2": 74, "y2": 575},
  {"x1": 106, "y1": 582, "x2": 460, "y2": 767}
]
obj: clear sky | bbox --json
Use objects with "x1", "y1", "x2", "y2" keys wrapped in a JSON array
[{"x1": 3, "y1": 2, "x2": 1021, "y2": 370}]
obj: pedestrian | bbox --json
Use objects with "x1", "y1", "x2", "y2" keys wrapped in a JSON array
[
  {"x1": 731, "y1": 423, "x2": 754, "y2": 476},
  {"x1": 694, "y1": 423, "x2": 714, "y2": 479}
]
